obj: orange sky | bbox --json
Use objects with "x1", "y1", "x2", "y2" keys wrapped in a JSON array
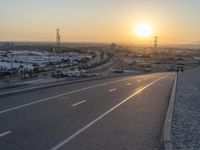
[{"x1": 0, "y1": 0, "x2": 200, "y2": 45}]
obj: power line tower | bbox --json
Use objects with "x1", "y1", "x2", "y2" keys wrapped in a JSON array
[
  {"x1": 154, "y1": 36, "x2": 158, "y2": 49},
  {"x1": 152, "y1": 36, "x2": 158, "y2": 55},
  {"x1": 56, "y1": 28, "x2": 61, "y2": 46}
]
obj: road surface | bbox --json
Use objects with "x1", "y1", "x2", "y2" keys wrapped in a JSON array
[{"x1": 0, "y1": 72, "x2": 175, "y2": 150}]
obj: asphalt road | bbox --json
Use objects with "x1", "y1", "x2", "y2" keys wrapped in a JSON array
[{"x1": 0, "y1": 72, "x2": 175, "y2": 150}]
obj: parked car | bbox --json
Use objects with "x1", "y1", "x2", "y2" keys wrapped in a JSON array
[{"x1": 51, "y1": 70, "x2": 64, "y2": 78}]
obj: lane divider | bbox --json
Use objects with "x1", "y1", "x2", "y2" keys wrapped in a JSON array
[
  {"x1": 0, "y1": 131, "x2": 12, "y2": 138},
  {"x1": 72, "y1": 100, "x2": 87, "y2": 107},
  {"x1": 126, "y1": 83, "x2": 132, "y2": 86},
  {"x1": 109, "y1": 88, "x2": 117, "y2": 92}
]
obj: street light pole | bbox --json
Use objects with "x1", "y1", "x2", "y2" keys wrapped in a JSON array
[{"x1": 10, "y1": 52, "x2": 13, "y2": 75}]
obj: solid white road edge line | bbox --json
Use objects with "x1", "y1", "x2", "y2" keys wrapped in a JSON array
[
  {"x1": 0, "y1": 131, "x2": 12, "y2": 138},
  {"x1": 50, "y1": 74, "x2": 169, "y2": 150},
  {"x1": 72, "y1": 100, "x2": 87, "y2": 107},
  {"x1": 0, "y1": 73, "x2": 167, "y2": 115}
]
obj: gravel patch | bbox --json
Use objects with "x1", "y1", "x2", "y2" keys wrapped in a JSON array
[{"x1": 172, "y1": 68, "x2": 200, "y2": 150}]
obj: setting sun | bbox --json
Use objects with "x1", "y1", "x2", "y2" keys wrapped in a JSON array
[{"x1": 135, "y1": 23, "x2": 153, "y2": 38}]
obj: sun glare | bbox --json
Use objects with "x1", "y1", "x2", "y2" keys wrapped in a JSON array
[{"x1": 135, "y1": 23, "x2": 153, "y2": 38}]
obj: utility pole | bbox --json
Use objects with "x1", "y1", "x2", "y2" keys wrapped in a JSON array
[
  {"x1": 10, "y1": 52, "x2": 13, "y2": 75},
  {"x1": 48, "y1": 50, "x2": 51, "y2": 70},
  {"x1": 154, "y1": 36, "x2": 158, "y2": 49},
  {"x1": 1, "y1": 48, "x2": 3, "y2": 61}
]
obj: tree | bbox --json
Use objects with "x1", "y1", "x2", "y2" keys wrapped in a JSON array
[{"x1": 32, "y1": 64, "x2": 39, "y2": 73}]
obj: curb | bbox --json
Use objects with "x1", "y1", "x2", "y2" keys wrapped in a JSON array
[{"x1": 162, "y1": 74, "x2": 177, "y2": 150}]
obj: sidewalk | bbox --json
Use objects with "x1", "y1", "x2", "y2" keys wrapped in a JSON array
[{"x1": 172, "y1": 68, "x2": 200, "y2": 149}]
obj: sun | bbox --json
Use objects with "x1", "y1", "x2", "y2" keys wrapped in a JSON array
[{"x1": 134, "y1": 22, "x2": 153, "y2": 37}]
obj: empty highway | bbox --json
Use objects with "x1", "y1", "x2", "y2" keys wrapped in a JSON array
[{"x1": 0, "y1": 72, "x2": 175, "y2": 150}]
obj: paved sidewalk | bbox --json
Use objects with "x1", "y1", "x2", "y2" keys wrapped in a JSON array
[{"x1": 172, "y1": 68, "x2": 200, "y2": 149}]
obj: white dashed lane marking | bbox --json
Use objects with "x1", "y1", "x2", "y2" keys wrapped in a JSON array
[
  {"x1": 109, "y1": 88, "x2": 117, "y2": 92},
  {"x1": 72, "y1": 100, "x2": 87, "y2": 107},
  {"x1": 0, "y1": 131, "x2": 12, "y2": 138}
]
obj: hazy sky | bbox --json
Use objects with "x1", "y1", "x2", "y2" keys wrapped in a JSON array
[{"x1": 0, "y1": 0, "x2": 200, "y2": 44}]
